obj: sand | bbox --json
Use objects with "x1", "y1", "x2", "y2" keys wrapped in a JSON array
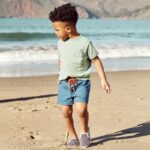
[{"x1": 0, "y1": 71, "x2": 150, "y2": 150}]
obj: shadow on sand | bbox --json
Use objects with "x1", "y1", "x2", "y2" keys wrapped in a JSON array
[
  {"x1": 91, "y1": 121, "x2": 150, "y2": 146},
  {"x1": 0, "y1": 94, "x2": 57, "y2": 103}
]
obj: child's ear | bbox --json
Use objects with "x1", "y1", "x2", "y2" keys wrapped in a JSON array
[{"x1": 66, "y1": 26, "x2": 71, "y2": 33}]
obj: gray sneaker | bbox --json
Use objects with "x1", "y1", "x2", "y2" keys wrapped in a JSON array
[
  {"x1": 80, "y1": 133, "x2": 90, "y2": 148},
  {"x1": 67, "y1": 138, "x2": 79, "y2": 148}
]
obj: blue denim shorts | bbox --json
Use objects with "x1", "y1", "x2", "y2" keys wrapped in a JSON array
[{"x1": 57, "y1": 79, "x2": 91, "y2": 105}]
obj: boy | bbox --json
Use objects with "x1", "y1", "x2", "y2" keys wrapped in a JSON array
[{"x1": 49, "y1": 3, "x2": 110, "y2": 148}]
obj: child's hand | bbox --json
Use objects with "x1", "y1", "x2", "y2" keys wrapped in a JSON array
[{"x1": 101, "y1": 80, "x2": 110, "y2": 93}]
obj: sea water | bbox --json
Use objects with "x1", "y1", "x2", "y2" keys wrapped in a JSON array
[{"x1": 0, "y1": 18, "x2": 150, "y2": 77}]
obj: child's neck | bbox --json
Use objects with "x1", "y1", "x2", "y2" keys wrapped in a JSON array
[
  {"x1": 63, "y1": 32, "x2": 80, "y2": 42},
  {"x1": 69, "y1": 27, "x2": 80, "y2": 39},
  {"x1": 69, "y1": 33, "x2": 80, "y2": 39}
]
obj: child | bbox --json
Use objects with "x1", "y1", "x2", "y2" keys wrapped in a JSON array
[{"x1": 49, "y1": 3, "x2": 110, "y2": 148}]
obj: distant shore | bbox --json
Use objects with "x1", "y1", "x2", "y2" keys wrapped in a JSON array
[{"x1": 0, "y1": 0, "x2": 150, "y2": 19}]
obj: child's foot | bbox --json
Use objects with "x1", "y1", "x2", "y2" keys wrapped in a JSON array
[
  {"x1": 80, "y1": 133, "x2": 90, "y2": 148},
  {"x1": 67, "y1": 138, "x2": 79, "y2": 148}
]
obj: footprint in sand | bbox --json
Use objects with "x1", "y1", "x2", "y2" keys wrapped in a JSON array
[
  {"x1": 18, "y1": 108, "x2": 22, "y2": 111},
  {"x1": 20, "y1": 126, "x2": 25, "y2": 130},
  {"x1": 8, "y1": 143, "x2": 37, "y2": 150},
  {"x1": 29, "y1": 131, "x2": 35, "y2": 140},
  {"x1": 137, "y1": 96, "x2": 144, "y2": 100},
  {"x1": 13, "y1": 106, "x2": 18, "y2": 109},
  {"x1": 31, "y1": 109, "x2": 39, "y2": 112},
  {"x1": 28, "y1": 130, "x2": 41, "y2": 141},
  {"x1": 47, "y1": 101, "x2": 61, "y2": 111},
  {"x1": 45, "y1": 106, "x2": 48, "y2": 109},
  {"x1": 30, "y1": 135, "x2": 35, "y2": 140},
  {"x1": 10, "y1": 107, "x2": 22, "y2": 112}
]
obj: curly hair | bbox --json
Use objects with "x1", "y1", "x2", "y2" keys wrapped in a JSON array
[{"x1": 49, "y1": 3, "x2": 78, "y2": 25}]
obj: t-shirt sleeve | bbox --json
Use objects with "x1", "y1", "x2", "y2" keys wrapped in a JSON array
[{"x1": 86, "y1": 41, "x2": 99, "y2": 60}]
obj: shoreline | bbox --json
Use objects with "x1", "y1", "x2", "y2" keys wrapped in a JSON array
[
  {"x1": 1, "y1": 56, "x2": 150, "y2": 78},
  {"x1": 0, "y1": 69, "x2": 150, "y2": 78}
]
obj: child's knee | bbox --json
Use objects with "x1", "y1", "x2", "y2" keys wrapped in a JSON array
[
  {"x1": 62, "y1": 108, "x2": 73, "y2": 118},
  {"x1": 77, "y1": 107, "x2": 88, "y2": 117}
]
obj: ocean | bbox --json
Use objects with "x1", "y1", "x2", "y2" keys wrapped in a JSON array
[{"x1": 0, "y1": 18, "x2": 150, "y2": 77}]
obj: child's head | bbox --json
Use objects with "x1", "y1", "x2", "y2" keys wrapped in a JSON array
[{"x1": 49, "y1": 3, "x2": 78, "y2": 40}]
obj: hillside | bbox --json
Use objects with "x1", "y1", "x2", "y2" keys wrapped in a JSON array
[{"x1": 0, "y1": 0, "x2": 150, "y2": 19}]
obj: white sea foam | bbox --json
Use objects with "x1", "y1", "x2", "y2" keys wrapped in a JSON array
[
  {"x1": 98, "y1": 44, "x2": 150, "y2": 59},
  {"x1": 0, "y1": 45, "x2": 58, "y2": 63},
  {"x1": 0, "y1": 45, "x2": 150, "y2": 64}
]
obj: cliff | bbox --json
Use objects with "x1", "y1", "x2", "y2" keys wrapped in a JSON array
[{"x1": 0, "y1": 0, "x2": 150, "y2": 19}]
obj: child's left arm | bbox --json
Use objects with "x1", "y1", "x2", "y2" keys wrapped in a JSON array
[{"x1": 92, "y1": 56, "x2": 110, "y2": 93}]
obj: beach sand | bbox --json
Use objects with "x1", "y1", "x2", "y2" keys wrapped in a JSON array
[{"x1": 0, "y1": 71, "x2": 150, "y2": 150}]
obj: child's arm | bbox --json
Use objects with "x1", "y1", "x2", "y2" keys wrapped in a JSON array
[{"x1": 92, "y1": 56, "x2": 110, "y2": 93}]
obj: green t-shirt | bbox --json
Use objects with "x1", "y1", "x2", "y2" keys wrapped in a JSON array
[{"x1": 57, "y1": 35, "x2": 99, "y2": 81}]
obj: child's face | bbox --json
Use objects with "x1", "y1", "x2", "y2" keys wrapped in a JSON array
[{"x1": 52, "y1": 21, "x2": 70, "y2": 40}]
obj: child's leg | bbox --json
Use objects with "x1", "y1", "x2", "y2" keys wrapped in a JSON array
[
  {"x1": 75, "y1": 102, "x2": 89, "y2": 133},
  {"x1": 76, "y1": 102, "x2": 91, "y2": 148},
  {"x1": 62, "y1": 105, "x2": 78, "y2": 139}
]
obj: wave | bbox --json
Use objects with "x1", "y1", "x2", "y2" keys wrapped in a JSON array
[
  {"x1": 0, "y1": 45, "x2": 57, "y2": 62},
  {"x1": 0, "y1": 32, "x2": 55, "y2": 41},
  {"x1": 98, "y1": 45, "x2": 150, "y2": 59},
  {"x1": 83, "y1": 32, "x2": 150, "y2": 39},
  {"x1": 1, "y1": 31, "x2": 150, "y2": 42},
  {"x1": 0, "y1": 44, "x2": 150, "y2": 62}
]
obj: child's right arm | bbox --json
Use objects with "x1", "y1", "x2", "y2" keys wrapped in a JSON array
[{"x1": 92, "y1": 56, "x2": 110, "y2": 93}]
